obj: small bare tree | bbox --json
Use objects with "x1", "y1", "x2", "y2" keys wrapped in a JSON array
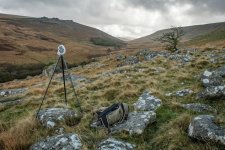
[{"x1": 158, "y1": 27, "x2": 184, "y2": 52}]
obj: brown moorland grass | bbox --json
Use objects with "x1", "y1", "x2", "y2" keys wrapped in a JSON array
[{"x1": 0, "y1": 49, "x2": 225, "y2": 149}]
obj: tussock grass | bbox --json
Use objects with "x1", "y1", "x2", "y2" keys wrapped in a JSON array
[{"x1": 0, "y1": 49, "x2": 225, "y2": 149}]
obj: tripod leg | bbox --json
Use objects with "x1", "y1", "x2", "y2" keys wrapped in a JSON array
[
  {"x1": 63, "y1": 59, "x2": 83, "y2": 113},
  {"x1": 61, "y1": 56, "x2": 67, "y2": 105},
  {"x1": 36, "y1": 56, "x2": 61, "y2": 118}
]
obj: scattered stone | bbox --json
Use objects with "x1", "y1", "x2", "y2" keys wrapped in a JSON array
[
  {"x1": 55, "y1": 127, "x2": 65, "y2": 135},
  {"x1": 169, "y1": 54, "x2": 192, "y2": 63},
  {"x1": 116, "y1": 54, "x2": 126, "y2": 61},
  {"x1": 118, "y1": 56, "x2": 139, "y2": 66},
  {"x1": 175, "y1": 89, "x2": 193, "y2": 97},
  {"x1": 201, "y1": 70, "x2": 224, "y2": 87},
  {"x1": 197, "y1": 85, "x2": 225, "y2": 99},
  {"x1": 214, "y1": 66, "x2": 225, "y2": 77},
  {"x1": 0, "y1": 88, "x2": 27, "y2": 97},
  {"x1": 30, "y1": 133, "x2": 82, "y2": 150},
  {"x1": 188, "y1": 115, "x2": 225, "y2": 145},
  {"x1": 182, "y1": 103, "x2": 217, "y2": 113},
  {"x1": 133, "y1": 91, "x2": 161, "y2": 111},
  {"x1": 36, "y1": 108, "x2": 78, "y2": 128},
  {"x1": 98, "y1": 138, "x2": 136, "y2": 150},
  {"x1": 137, "y1": 49, "x2": 169, "y2": 61},
  {"x1": 111, "y1": 111, "x2": 156, "y2": 135},
  {"x1": 165, "y1": 93, "x2": 173, "y2": 97}
]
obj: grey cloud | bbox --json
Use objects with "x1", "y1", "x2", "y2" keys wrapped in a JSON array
[
  {"x1": 0, "y1": 0, "x2": 224, "y2": 38},
  {"x1": 126, "y1": 0, "x2": 225, "y2": 14}
]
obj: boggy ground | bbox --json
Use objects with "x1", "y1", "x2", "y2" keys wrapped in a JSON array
[{"x1": 0, "y1": 48, "x2": 225, "y2": 150}]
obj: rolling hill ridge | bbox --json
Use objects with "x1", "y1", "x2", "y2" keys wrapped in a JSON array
[
  {"x1": 0, "y1": 13, "x2": 125, "y2": 82},
  {"x1": 128, "y1": 22, "x2": 225, "y2": 50}
]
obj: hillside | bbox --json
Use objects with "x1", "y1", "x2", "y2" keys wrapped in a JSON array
[
  {"x1": 0, "y1": 48, "x2": 225, "y2": 149},
  {"x1": 128, "y1": 22, "x2": 225, "y2": 50},
  {"x1": 0, "y1": 13, "x2": 125, "y2": 82}
]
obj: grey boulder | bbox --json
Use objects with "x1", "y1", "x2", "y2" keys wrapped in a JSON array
[
  {"x1": 111, "y1": 111, "x2": 156, "y2": 135},
  {"x1": 116, "y1": 54, "x2": 126, "y2": 61},
  {"x1": 118, "y1": 56, "x2": 139, "y2": 67},
  {"x1": 30, "y1": 133, "x2": 82, "y2": 150},
  {"x1": 133, "y1": 91, "x2": 161, "y2": 111},
  {"x1": 188, "y1": 115, "x2": 225, "y2": 145},
  {"x1": 0, "y1": 88, "x2": 27, "y2": 97},
  {"x1": 36, "y1": 108, "x2": 78, "y2": 128},
  {"x1": 197, "y1": 85, "x2": 225, "y2": 99},
  {"x1": 201, "y1": 70, "x2": 224, "y2": 87},
  {"x1": 98, "y1": 138, "x2": 136, "y2": 150},
  {"x1": 175, "y1": 89, "x2": 193, "y2": 97},
  {"x1": 181, "y1": 103, "x2": 216, "y2": 113},
  {"x1": 214, "y1": 66, "x2": 225, "y2": 77}
]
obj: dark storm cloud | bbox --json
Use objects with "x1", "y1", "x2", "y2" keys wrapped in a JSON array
[{"x1": 0, "y1": 0, "x2": 224, "y2": 38}]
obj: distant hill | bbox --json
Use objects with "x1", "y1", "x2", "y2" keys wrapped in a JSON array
[
  {"x1": 128, "y1": 22, "x2": 225, "y2": 50},
  {"x1": 0, "y1": 13, "x2": 125, "y2": 82}
]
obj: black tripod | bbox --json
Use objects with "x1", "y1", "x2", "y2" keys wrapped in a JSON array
[{"x1": 36, "y1": 54, "x2": 82, "y2": 118}]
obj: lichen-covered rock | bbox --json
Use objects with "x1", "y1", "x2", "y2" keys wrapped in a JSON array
[
  {"x1": 133, "y1": 91, "x2": 161, "y2": 111},
  {"x1": 111, "y1": 111, "x2": 156, "y2": 135},
  {"x1": 182, "y1": 103, "x2": 216, "y2": 113},
  {"x1": 169, "y1": 54, "x2": 192, "y2": 63},
  {"x1": 175, "y1": 89, "x2": 193, "y2": 97},
  {"x1": 0, "y1": 88, "x2": 27, "y2": 97},
  {"x1": 118, "y1": 56, "x2": 139, "y2": 66},
  {"x1": 197, "y1": 85, "x2": 225, "y2": 99},
  {"x1": 98, "y1": 138, "x2": 136, "y2": 150},
  {"x1": 36, "y1": 108, "x2": 78, "y2": 128},
  {"x1": 137, "y1": 49, "x2": 169, "y2": 61},
  {"x1": 30, "y1": 133, "x2": 82, "y2": 150},
  {"x1": 214, "y1": 66, "x2": 225, "y2": 77},
  {"x1": 116, "y1": 54, "x2": 126, "y2": 61},
  {"x1": 201, "y1": 70, "x2": 224, "y2": 87},
  {"x1": 188, "y1": 115, "x2": 225, "y2": 145}
]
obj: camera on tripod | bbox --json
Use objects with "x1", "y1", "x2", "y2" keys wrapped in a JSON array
[{"x1": 57, "y1": 45, "x2": 66, "y2": 56}]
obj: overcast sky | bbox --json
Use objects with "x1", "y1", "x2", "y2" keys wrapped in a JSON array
[{"x1": 0, "y1": 0, "x2": 225, "y2": 38}]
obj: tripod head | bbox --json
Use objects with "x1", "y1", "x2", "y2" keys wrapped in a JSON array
[{"x1": 57, "y1": 45, "x2": 66, "y2": 56}]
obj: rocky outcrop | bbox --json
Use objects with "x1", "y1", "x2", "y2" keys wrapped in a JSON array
[
  {"x1": 133, "y1": 91, "x2": 161, "y2": 111},
  {"x1": 198, "y1": 67, "x2": 225, "y2": 99},
  {"x1": 175, "y1": 89, "x2": 193, "y2": 97},
  {"x1": 188, "y1": 115, "x2": 225, "y2": 145},
  {"x1": 169, "y1": 54, "x2": 192, "y2": 63},
  {"x1": 116, "y1": 54, "x2": 126, "y2": 61},
  {"x1": 118, "y1": 56, "x2": 139, "y2": 67},
  {"x1": 141, "y1": 50, "x2": 168, "y2": 61},
  {"x1": 201, "y1": 70, "x2": 223, "y2": 87},
  {"x1": 182, "y1": 103, "x2": 216, "y2": 113},
  {"x1": 197, "y1": 85, "x2": 225, "y2": 99},
  {"x1": 36, "y1": 108, "x2": 78, "y2": 128},
  {"x1": 0, "y1": 88, "x2": 27, "y2": 97},
  {"x1": 30, "y1": 133, "x2": 82, "y2": 150},
  {"x1": 110, "y1": 111, "x2": 156, "y2": 135},
  {"x1": 98, "y1": 138, "x2": 136, "y2": 150}
]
